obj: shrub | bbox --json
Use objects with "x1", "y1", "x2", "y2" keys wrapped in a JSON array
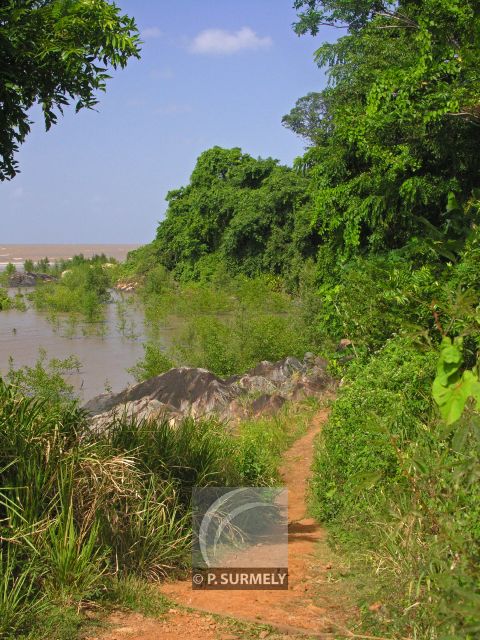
[
  {"x1": 0, "y1": 288, "x2": 26, "y2": 312},
  {"x1": 311, "y1": 337, "x2": 437, "y2": 524},
  {"x1": 310, "y1": 335, "x2": 480, "y2": 637},
  {"x1": 30, "y1": 262, "x2": 114, "y2": 321},
  {"x1": 128, "y1": 343, "x2": 173, "y2": 382}
]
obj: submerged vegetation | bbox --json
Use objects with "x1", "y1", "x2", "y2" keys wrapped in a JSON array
[
  {"x1": 130, "y1": 273, "x2": 311, "y2": 379},
  {"x1": 29, "y1": 255, "x2": 118, "y2": 322},
  {"x1": 0, "y1": 288, "x2": 25, "y2": 312}
]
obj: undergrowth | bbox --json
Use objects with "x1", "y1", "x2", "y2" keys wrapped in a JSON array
[{"x1": 0, "y1": 377, "x2": 314, "y2": 639}]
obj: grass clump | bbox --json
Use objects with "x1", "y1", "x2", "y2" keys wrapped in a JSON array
[
  {"x1": 0, "y1": 371, "x2": 307, "y2": 639},
  {"x1": 100, "y1": 576, "x2": 171, "y2": 617},
  {"x1": 0, "y1": 288, "x2": 26, "y2": 312}
]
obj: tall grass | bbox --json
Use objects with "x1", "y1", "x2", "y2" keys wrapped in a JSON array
[{"x1": 0, "y1": 376, "x2": 307, "y2": 638}]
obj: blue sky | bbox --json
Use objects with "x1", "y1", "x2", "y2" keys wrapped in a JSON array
[{"x1": 1, "y1": 1, "x2": 334, "y2": 243}]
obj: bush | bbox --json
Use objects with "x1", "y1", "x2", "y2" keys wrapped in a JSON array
[
  {"x1": 135, "y1": 275, "x2": 311, "y2": 377},
  {"x1": 128, "y1": 343, "x2": 173, "y2": 382},
  {"x1": 306, "y1": 252, "x2": 444, "y2": 355},
  {"x1": 311, "y1": 337, "x2": 437, "y2": 523},
  {"x1": 310, "y1": 336, "x2": 480, "y2": 638},
  {"x1": 30, "y1": 262, "x2": 114, "y2": 321},
  {"x1": 6, "y1": 350, "x2": 81, "y2": 405},
  {"x1": 0, "y1": 288, "x2": 26, "y2": 312}
]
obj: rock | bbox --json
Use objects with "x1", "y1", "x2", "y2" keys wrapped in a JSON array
[
  {"x1": 7, "y1": 272, "x2": 57, "y2": 287},
  {"x1": 247, "y1": 356, "x2": 304, "y2": 384},
  {"x1": 336, "y1": 338, "x2": 353, "y2": 351},
  {"x1": 116, "y1": 279, "x2": 139, "y2": 292},
  {"x1": 232, "y1": 375, "x2": 277, "y2": 395},
  {"x1": 313, "y1": 356, "x2": 329, "y2": 370},
  {"x1": 89, "y1": 398, "x2": 181, "y2": 433},
  {"x1": 83, "y1": 354, "x2": 335, "y2": 428},
  {"x1": 250, "y1": 394, "x2": 286, "y2": 416}
]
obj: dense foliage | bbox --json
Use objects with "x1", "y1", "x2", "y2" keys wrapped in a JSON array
[
  {"x1": 288, "y1": 0, "x2": 480, "y2": 261},
  {"x1": 0, "y1": 0, "x2": 140, "y2": 179},
  {"x1": 147, "y1": 146, "x2": 315, "y2": 281},
  {"x1": 288, "y1": 2, "x2": 480, "y2": 636}
]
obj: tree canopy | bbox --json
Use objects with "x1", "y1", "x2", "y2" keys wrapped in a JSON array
[
  {"x1": 0, "y1": 0, "x2": 140, "y2": 180},
  {"x1": 148, "y1": 0, "x2": 480, "y2": 283},
  {"x1": 152, "y1": 146, "x2": 316, "y2": 280},
  {"x1": 288, "y1": 0, "x2": 480, "y2": 257}
]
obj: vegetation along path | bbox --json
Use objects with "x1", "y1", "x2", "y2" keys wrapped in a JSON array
[{"x1": 100, "y1": 408, "x2": 357, "y2": 640}]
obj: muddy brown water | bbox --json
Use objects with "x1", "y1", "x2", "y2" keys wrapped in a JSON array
[
  {"x1": 0, "y1": 294, "x2": 178, "y2": 402},
  {"x1": 0, "y1": 243, "x2": 139, "y2": 270},
  {"x1": 0, "y1": 244, "x2": 171, "y2": 402}
]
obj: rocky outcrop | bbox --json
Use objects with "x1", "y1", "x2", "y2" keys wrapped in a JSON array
[
  {"x1": 84, "y1": 354, "x2": 334, "y2": 430},
  {"x1": 8, "y1": 272, "x2": 57, "y2": 287}
]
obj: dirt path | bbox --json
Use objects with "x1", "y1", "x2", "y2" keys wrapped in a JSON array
[{"x1": 98, "y1": 408, "x2": 356, "y2": 640}]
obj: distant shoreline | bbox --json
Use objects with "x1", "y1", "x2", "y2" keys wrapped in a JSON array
[{"x1": 0, "y1": 244, "x2": 140, "y2": 270}]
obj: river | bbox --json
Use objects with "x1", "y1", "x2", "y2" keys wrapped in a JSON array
[
  {"x1": 0, "y1": 244, "x2": 156, "y2": 401},
  {"x1": 0, "y1": 294, "x2": 156, "y2": 401}
]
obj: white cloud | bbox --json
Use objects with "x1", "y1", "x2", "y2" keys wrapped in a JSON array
[
  {"x1": 141, "y1": 26, "x2": 162, "y2": 40},
  {"x1": 190, "y1": 27, "x2": 272, "y2": 55}
]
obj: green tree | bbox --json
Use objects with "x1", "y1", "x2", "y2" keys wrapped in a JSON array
[
  {"x1": 281, "y1": 91, "x2": 332, "y2": 145},
  {"x1": 290, "y1": 0, "x2": 480, "y2": 258},
  {"x1": 0, "y1": 0, "x2": 141, "y2": 180},
  {"x1": 153, "y1": 146, "x2": 315, "y2": 280}
]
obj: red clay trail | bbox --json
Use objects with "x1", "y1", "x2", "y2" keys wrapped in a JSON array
[{"x1": 98, "y1": 408, "x2": 356, "y2": 640}]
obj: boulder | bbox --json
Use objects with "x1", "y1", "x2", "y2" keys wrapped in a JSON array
[
  {"x1": 246, "y1": 356, "x2": 304, "y2": 384},
  {"x1": 250, "y1": 394, "x2": 286, "y2": 416},
  {"x1": 8, "y1": 272, "x2": 57, "y2": 287},
  {"x1": 89, "y1": 398, "x2": 181, "y2": 433},
  {"x1": 83, "y1": 354, "x2": 336, "y2": 428},
  {"x1": 84, "y1": 367, "x2": 237, "y2": 418}
]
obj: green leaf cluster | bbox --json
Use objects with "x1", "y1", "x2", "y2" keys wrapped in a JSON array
[
  {"x1": 152, "y1": 147, "x2": 315, "y2": 281},
  {"x1": 433, "y1": 336, "x2": 480, "y2": 424},
  {"x1": 287, "y1": 0, "x2": 480, "y2": 258},
  {"x1": 0, "y1": 0, "x2": 140, "y2": 179}
]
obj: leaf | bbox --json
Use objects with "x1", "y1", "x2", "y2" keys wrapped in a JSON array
[
  {"x1": 435, "y1": 378, "x2": 470, "y2": 425},
  {"x1": 351, "y1": 470, "x2": 383, "y2": 493},
  {"x1": 446, "y1": 191, "x2": 460, "y2": 214}
]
